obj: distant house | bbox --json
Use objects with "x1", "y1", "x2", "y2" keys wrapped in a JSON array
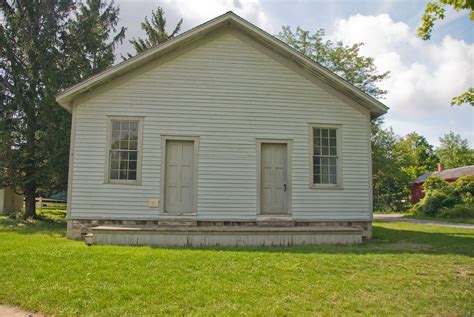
[
  {"x1": 410, "y1": 164, "x2": 474, "y2": 204},
  {"x1": 55, "y1": 12, "x2": 388, "y2": 247}
]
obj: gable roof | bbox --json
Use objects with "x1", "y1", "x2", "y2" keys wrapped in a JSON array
[
  {"x1": 56, "y1": 11, "x2": 389, "y2": 118},
  {"x1": 412, "y1": 172, "x2": 433, "y2": 184},
  {"x1": 413, "y1": 165, "x2": 474, "y2": 184}
]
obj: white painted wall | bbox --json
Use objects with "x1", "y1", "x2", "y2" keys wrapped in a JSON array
[{"x1": 70, "y1": 32, "x2": 371, "y2": 221}]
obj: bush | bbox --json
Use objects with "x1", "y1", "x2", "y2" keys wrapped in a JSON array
[
  {"x1": 424, "y1": 176, "x2": 450, "y2": 192},
  {"x1": 438, "y1": 203, "x2": 474, "y2": 219},
  {"x1": 453, "y1": 176, "x2": 474, "y2": 203},
  {"x1": 412, "y1": 175, "x2": 474, "y2": 219},
  {"x1": 412, "y1": 189, "x2": 457, "y2": 217}
]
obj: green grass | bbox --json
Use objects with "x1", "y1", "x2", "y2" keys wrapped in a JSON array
[
  {"x1": 404, "y1": 213, "x2": 474, "y2": 225},
  {"x1": 0, "y1": 215, "x2": 473, "y2": 316}
]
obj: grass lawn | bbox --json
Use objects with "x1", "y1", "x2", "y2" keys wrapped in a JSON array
[{"x1": 0, "y1": 214, "x2": 473, "y2": 316}]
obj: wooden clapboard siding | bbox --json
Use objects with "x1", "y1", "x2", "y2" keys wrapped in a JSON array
[{"x1": 70, "y1": 31, "x2": 371, "y2": 221}]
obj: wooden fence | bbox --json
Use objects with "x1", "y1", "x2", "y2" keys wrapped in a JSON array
[{"x1": 36, "y1": 197, "x2": 67, "y2": 212}]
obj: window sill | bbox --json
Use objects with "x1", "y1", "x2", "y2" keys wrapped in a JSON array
[
  {"x1": 104, "y1": 181, "x2": 142, "y2": 186},
  {"x1": 309, "y1": 185, "x2": 344, "y2": 190}
]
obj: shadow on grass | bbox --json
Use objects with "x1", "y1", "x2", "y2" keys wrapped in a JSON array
[
  {"x1": 0, "y1": 216, "x2": 66, "y2": 237},
  {"x1": 150, "y1": 225, "x2": 474, "y2": 257},
  {"x1": 1, "y1": 216, "x2": 473, "y2": 257}
]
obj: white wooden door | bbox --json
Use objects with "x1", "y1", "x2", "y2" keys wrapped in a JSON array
[
  {"x1": 165, "y1": 140, "x2": 194, "y2": 213},
  {"x1": 261, "y1": 143, "x2": 287, "y2": 214}
]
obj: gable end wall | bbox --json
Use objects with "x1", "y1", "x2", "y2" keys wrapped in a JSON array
[{"x1": 69, "y1": 32, "x2": 371, "y2": 221}]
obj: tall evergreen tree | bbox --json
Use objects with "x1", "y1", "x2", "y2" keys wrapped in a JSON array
[
  {"x1": 0, "y1": 0, "x2": 125, "y2": 218},
  {"x1": 126, "y1": 6, "x2": 182, "y2": 58}
]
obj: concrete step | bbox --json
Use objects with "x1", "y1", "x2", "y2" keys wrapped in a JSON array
[
  {"x1": 84, "y1": 233, "x2": 95, "y2": 246},
  {"x1": 90, "y1": 225, "x2": 363, "y2": 247}
]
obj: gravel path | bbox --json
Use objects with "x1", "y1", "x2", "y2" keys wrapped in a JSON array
[
  {"x1": 0, "y1": 305, "x2": 46, "y2": 317},
  {"x1": 374, "y1": 213, "x2": 474, "y2": 229}
]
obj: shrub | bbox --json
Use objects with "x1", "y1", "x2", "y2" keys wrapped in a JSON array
[
  {"x1": 453, "y1": 176, "x2": 474, "y2": 203},
  {"x1": 412, "y1": 175, "x2": 474, "y2": 219},
  {"x1": 412, "y1": 189, "x2": 458, "y2": 217},
  {"x1": 423, "y1": 176, "x2": 450, "y2": 192},
  {"x1": 438, "y1": 203, "x2": 474, "y2": 219}
]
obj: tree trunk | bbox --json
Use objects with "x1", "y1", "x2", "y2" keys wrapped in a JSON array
[{"x1": 23, "y1": 187, "x2": 37, "y2": 219}]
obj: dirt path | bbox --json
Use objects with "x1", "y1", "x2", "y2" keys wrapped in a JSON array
[
  {"x1": 0, "y1": 304, "x2": 46, "y2": 317},
  {"x1": 374, "y1": 213, "x2": 474, "y2": 229}
]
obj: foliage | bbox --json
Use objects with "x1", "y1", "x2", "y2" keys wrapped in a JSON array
[
  {"x1": 394, "y1": 132, "x2": 439, "y2": 181},
  {"x1": 371, "y1": 120, "x2": 409, "y2": 211},
  {"x1": 451, "y1": 87, "x2": 474, "y2": 106},
  {"x1": 418, "y1": 0, "x2": 473, "y2": 40},
  {"x1": 412, "y1": 175, "x2": 474, "y2": 218},
  {"x1": 418, "y1": 0, "x2": 474, "y2": 107},
  {"x1": 125, "y1": 6, "x2": 182, "y2": 59},
  {"x1": 436, "y1": 131, "x2": 474, "y2": 168},
  {"x1": 63, "y1": 0, "x2": 126, "y2": 84},
  {"x1": 438, "y1": 202, "x2": 474, "y2": 219},
  {"x1": 277, "y1": 26, "x2": 389, "y2": 99},
  {"x1": 0, "y1": 0, "x2": 125, "y2": 218},
  {"x1": 413, "y1": 189, "x2": 457, "y2": 217},
  {"x1": 424, "y1": 175, "x2": 451, "y2": 192},
  {"x1": 453, "y1": 175, "x2": 474, "y2": 202},
  {"x1": 0, "y1": 217, "x2": 473, "y2": 315},
  {"x1": 371, "y1": 123, "x2": 442, "y2": 212}
]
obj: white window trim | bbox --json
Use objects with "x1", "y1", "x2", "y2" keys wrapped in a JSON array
[
  {"x1": 308, "y1": 123, "x2": 343, "y2": 189},
  {"x1": 104, "y1": 116, "x2": 144, "y2": 185}
]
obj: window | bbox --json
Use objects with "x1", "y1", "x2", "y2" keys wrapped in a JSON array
[
  {"x1": 107, "y1": 118, "x2": 142, "y2": 183},
  {"x1": 312, "y1": 127, "x2": 339, "y2": 186}
]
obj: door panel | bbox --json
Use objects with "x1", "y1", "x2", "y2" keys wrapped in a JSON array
[
  {"x1": 261, "y1": 143, "x2": 287, "y2": 214},
  {"x1": 165, "y1": 140, "x2": 194, "y2": 213}
]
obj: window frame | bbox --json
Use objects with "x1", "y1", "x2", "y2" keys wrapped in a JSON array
[
  {"x1": 308, "y1": 123, "x2": 343, "y2": 189},
  {"x1": 104, "y1": 116, "x2": 144, "y2": 185}
]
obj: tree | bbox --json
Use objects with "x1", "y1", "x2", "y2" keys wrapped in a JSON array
[
  {"x1": 418, "y1": 0, "x2": 474, "y2": 107},
  {"x1": 63, "y1": 0, "x2": 126, "y2": 84},
  {"x1": 418, "y1": 0, "x2": 473, "y2": 40},
  {"x1": 437, "y1": 131, "x2": 474, "y2": 168},
  {"x1": 0, "y1": 0, "x2": 125, "y2": 218},
  {"x1": 126, "y1": 6, "x2": 182, "y2": 58},
  {"x1": 394, "y1": 132, "x2": 439, "y2": 181},
  {"x1": 371, "y1": 120, "x2": 409, "y2": 211},
  {"x1": 277, "y1": 27, "x2": 389, "y2": 99}
]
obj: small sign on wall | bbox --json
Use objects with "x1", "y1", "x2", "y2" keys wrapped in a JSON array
[{"x1": 148, "y1": 199, "x2": 159, "y2": 208}]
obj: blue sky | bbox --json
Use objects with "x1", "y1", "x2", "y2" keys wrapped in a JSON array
[{"x1": 116, "y1": 0, "x2": 473, "y2": 147}]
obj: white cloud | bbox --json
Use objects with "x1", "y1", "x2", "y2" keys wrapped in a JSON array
[
  {"x1": 162, "y1": 0, "x2": 271, "y2": 32},
  {"x1": 116, "y1": 0, "x2": 270, "y2": 58},
  {"x1": 330, "y1": 14, "x2": 474, "y2": 117}
]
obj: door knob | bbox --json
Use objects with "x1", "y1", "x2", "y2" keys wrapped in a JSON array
[{"x1": 284, "y1": 184, "x2": 287, "y2": 192}]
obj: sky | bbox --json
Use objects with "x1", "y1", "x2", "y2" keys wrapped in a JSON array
[{"x1": 114, "y1": 0, "x2": 474, "y2": 147}]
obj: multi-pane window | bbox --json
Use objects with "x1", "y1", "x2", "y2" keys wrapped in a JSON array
[
  {"x1": 313, "y1": 128, "x2": 338, "y2": 185},
  {"x1": 109, "y1": 120, "x2": 139, "y2": 181}
]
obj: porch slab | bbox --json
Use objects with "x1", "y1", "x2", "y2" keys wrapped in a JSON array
[{"x1": 90, "y1": 225, "x2": 363, "y2": 247}]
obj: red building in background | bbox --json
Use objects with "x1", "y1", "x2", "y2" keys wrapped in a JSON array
[{"x1": 410, "y1": 164, "x2": 474, "y2": 204}]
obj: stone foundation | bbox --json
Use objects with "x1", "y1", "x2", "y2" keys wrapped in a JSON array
[{"x1": 67, "y1": 218, "x2": 372, "y2": 241}]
